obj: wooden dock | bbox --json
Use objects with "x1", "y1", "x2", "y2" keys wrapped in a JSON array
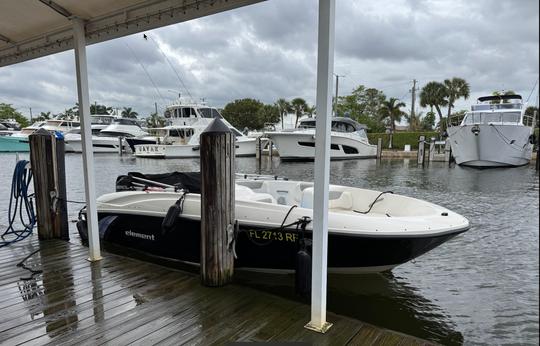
[{"x1": 0, "y1": 237, "x2": 434, "y2": 345}]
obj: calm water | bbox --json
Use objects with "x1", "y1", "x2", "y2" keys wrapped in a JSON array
[{"x1": 1, "y1": 153, "x2": 538, "y2": 345}]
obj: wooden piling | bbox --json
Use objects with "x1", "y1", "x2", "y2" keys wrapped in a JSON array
[
  {"x1": 200, "y1": 118, "x2": 235, "y2": 287},
  {"x1": 444, "y1": 138, "x2": 451, "y2": 162},
  {"x1": 118, "y1": 136, "x2": 124, "y2": 156},
  {"x1": 428, "y1": 137, "x2": 435, "y2": 162},
  {"x1": 29, "y1": 128, "x2": 69, "y2": 240},
  {"x1": 376, "y1": 138, "x2": 382, "y2": 159},
  {"x1": 417, "y1": 135, "x2": 425, "y2": 166}
]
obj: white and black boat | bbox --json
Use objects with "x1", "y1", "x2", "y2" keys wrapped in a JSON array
[
  {"x1": 265, "y1": 117, "x2": 377, "y2": 160},
  {"x1": 77, "y1": 172, "x2": 470, "y2": 274}
]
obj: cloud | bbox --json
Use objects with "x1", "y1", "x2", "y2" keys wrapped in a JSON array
[{"x1": 0, "y1": 0, "x2": 538, "y2": 119}]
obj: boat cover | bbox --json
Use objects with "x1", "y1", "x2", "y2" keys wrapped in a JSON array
[{"x1": 116, "y1": 172, "x2": 201, "y2": 193}]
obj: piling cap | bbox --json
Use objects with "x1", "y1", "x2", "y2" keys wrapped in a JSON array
[
  {"x1": 202, "y1": 118, "x2": 232, "y2": 134},
  {"x1": 30, "y1": 128, "x2": 53, "y2": 136}
]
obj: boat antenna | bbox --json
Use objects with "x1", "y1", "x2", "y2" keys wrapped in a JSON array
[
  {"x1": 143, "y1": 34, "x2": 194, "y2": 101},
  {"x1": 125, "y1": 42, "x2": 167, "y2": 109},
  {"x1": 525, "y1": 77, "x2": 539, "y2": 103}
]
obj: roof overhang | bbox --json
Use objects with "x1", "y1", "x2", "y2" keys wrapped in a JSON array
[{"x1": 0, "y1": 0, "x2": 263, "y2": 68}]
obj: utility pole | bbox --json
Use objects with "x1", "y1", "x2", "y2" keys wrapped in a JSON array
[
  {"x1": 333, "y1": 74, "x2": 344, "y2": 116},
  {"x1": 154, "y1": 102, "x2": 158, "y2": 115},
  {"x1": 29, "y1": 107, "x2": 33, "y2": 122},
  {"x1": 410, "y1": 79, "x2": 418, "y2": 129}
]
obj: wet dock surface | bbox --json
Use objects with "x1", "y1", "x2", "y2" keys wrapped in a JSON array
[{"x1": 0, "y1": 237, "x2": 433, "y2": 345}]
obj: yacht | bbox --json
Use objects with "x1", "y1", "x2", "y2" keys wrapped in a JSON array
[
  {"x1": 64, "y1": 116, "x2": 147, "y2": 153},
  {"x1": 133, "y1": 102, "x2": 256, "y2": 158},
  {"x1": 0, "y1": 119, "x2": 77, "y2": 152},
  {"x1": 265, "y1": 117, "x2": 377, "y2": 160},
  {"x1": 447, "y1": 94, "x2": 535, "y2": 167},
  {"x1": 77, "y1": 172, "x2": 470, "y2": 274}
]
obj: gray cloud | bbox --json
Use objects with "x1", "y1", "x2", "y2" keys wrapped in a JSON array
[{"x1": 0, "y1": 0, "x2": 538, "y2": 120}]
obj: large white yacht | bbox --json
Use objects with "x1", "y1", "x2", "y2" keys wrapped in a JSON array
[
  {"x1": 265, "y1": 117, "x2": 377, "y2": 160},
  {"x1": 133, "y1": 102, "x2": 256, "y2": 158},
  {"x1": 447, "y1": 94, "x2": 535, "y2": 167},
  {"x1": 63, "y1": 115, "x2": 133, "y2": 153}
]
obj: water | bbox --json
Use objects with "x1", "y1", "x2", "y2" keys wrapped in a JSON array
[{"x1": 1, "y1": 153, "x2": 538, "y2": 345}]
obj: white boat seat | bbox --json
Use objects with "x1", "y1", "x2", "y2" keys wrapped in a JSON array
[
  {"x1": 328, "y1": 191, "x2": 353, "y2": 210},
  {"x1": 235, "y1": 185, "x2": 276, "y2": 204},
  {"x1": 294, "y1": 182, "x2": 313, "y2": 203},
  {"x1": 300, "y1": 187, "x2": 353, "y2": 210}
]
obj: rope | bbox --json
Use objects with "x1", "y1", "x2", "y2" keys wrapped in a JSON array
[
  {"x1": 489, "y1": 124, "x2": 527, "y2": 150},
  {"x1": 353, "y1": 191, "x2": 393, "y2": 214},
  {"x1": 1, "y1": 160, "x2": 36, "y2": 248}
]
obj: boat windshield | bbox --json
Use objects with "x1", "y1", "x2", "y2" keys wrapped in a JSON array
[
  {"x1": 356, "y1": 128, "x2": 369, "y2": 140},
  {"x1": 298, "y1": 120, "x2": 358, "y2": 133},
  {"x1": 198, "y1": 108, "x2": 222, "y2": 118},
  {"x1": 113, "y1": 119, "x2": 141, "y2": 127},
  {"x1": 91, "y1": 116, "x2": 113, "y2": 124},
  {"x1": 462, "y1": 112, "x2": 521, "y2": 125}
]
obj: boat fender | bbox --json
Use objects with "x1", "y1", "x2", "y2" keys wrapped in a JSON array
[
  {"x1": 529, "y1": 134, "x2": 536, "y2": 145},
  {"x1": 295, "y1": 238, "x2": 311, "y2": 297},
  {"x1": 161, "y1": 192, "x2": 187, "y2": 235},
  {"x1": 295, "y1": 217, "x2": 312, "y2": 297}
]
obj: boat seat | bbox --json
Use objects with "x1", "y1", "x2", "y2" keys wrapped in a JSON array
[
  {"x1": 328, "y1": 191, "x2": 353, "y2": 210},
  {"x1": 294, "y1": 182, "x2": 313, "y2": 203},
  {"x1": 300, "y1": 188, "x2": 353, "y2": 210},
  {"x1": 235, "y1": 185, "x2": 276, "y2": 204}
]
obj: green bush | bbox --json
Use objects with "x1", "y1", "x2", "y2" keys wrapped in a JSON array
[{"x1": 367, "y1": 132, "x2": 439, "y2": 150}]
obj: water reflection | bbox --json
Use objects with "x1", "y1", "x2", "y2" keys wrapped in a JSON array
[{"x1": 234, "y1": 271, "x2": 463, "y2": 345}]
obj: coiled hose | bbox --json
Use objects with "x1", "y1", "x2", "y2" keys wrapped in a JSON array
[{"x1": 1, "y1": 160, "x2": 36, "y2": 248}]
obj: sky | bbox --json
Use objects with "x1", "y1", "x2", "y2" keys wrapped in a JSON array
[{"x1": 0, "y1": 0, "x2": 538, "y2": 120}]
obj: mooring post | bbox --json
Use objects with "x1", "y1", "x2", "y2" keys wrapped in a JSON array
[
  {"x1": 200, "y1": 118, "x2": 235, "y2": 287},
  {"x1": 418, "y1": 135, "x2": 425, "y2": 166},
  {"x1": 376, "y1": 138, "x2": 382, "y2": 159},
  {"x1": 268, "y1": 138, "x2": 273, "y2": 158},
  {"x1": 118, "y1": 136, "x2": 124, "y2": 156},
  {"x1": 444, "y1": 138, "x2": 451, "y2": 162},
  {"x1": 428, "y1": 137, "x2": 436, "y2": 162},
  {"x1": 29, "y1": 128, "x2": 69, "y2": 240}
]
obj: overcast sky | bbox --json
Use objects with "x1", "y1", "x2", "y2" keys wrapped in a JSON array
[{"x1": 0, "y1": 0, "x2": 538, "y2": 119}]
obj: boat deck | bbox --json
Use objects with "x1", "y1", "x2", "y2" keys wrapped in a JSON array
[{"x1": 0, "y1": 236, "x2": 434, "y2": 345}]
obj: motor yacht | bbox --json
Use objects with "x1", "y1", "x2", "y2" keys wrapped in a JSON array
[
  {"x1": 77, "y1": 172, "x2": 470, "y2": 274},
  {"x1": 265, "y1": 117, "x2": 377, "y2": 160},
  {"x1": 132, "y1": 102, "x2": 256, "y2": 158},
  {"x1": 447, "y1": 94, "x2": 536, "y2": 167}
]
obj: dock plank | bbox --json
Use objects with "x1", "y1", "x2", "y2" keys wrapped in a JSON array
[{"x1": 0, "y1": 236, "x2": 435, "y2": 345}]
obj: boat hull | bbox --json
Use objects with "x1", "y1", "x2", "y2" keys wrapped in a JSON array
[
  {"x1": 64, "y1": 136, "x2": 128, "y2": 153},
  {"x1": 447, "y1": 124, "x2": 533, "y2": 167},
  {"x1": 0, "y1": 135, "x2": 29, "y2": 152},
  {"x1": 134, "y1": 138, "x2": 256, "y2": 158},
  {"x1": 78, "y1": 213, "x2": 465, "y2": 274},
  {"x1": 268, "y1": 132, "x2": 377, "y2": 160}
]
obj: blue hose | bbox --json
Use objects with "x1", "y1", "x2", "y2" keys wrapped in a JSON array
[{"x1": 1, "y1": 160, "x2": 36, "y2": 248}]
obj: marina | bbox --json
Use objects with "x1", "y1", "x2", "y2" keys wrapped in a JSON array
[
  {"x1": 1, "y1": 0, "x2": 539, "y2": 345},
  {"x1": 1, "y1": 152, "x2": 538, "y2": 344}
]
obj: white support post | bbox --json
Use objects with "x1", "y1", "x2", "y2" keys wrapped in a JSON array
[
  {"x1": 305, "y1": 0, "x2": 335, "y2": 334},
  {"x1": 72, "y1": 18, "x2": 102, "y2": 262}
]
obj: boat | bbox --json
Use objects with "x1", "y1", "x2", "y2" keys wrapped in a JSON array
[
  {"x1": 0, "y1": 119, "x2": 76, "y2": 152},
  {"x1": 131, "y1": 102, "x2": 256, "y2": 158},
  {"x1": 447, "y1": 94, "x2": 536, "y2": 167},
  {"x1": 63, "y1": 115, "x2": 132, "y2": 153},
  {"x1": 77, "y1": 171, "x2": 470, "y2": 274},
  {"x1": 265, "y1": 117, "x2": 377, "y2": 160}
]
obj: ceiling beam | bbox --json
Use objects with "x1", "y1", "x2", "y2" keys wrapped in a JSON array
[
  {"x1": 37, "y1": 0, "x2": 73, "y2": 18},
  {"x1": 0, "y1": 0, "x2": 264, "y2": 67}
]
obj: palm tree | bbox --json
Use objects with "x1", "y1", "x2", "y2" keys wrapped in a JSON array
[
  {"x1": 491, "y1": 90, "x2": 516, "y2": 104},
  {"x1": 305, "y1": 105, "x2": 316, "y2": 117},
  {"x1": 419, "y1": 81, "x2": 448, "y2": 123},
  {"x1": 443, "y1": 77, "x2": 470, "y2": 119},
  {"x1": 40, "y1": 111, "x2": 51, "y2": 119},
  {"x1": 121, "y1": 107, "x2": 138, "y2": 118},
  {"x1": 290, "y1": 98, "x2": 307, "y2": 128},
  {"x1": 275, "y1": 98, "x2": 291, "y2": 129},
  {"x1": 379, "y1": 97, "x2": 406, "y2": 133},
  {"x1": 146, "y1": 112, "x2": 165, "y2": 128}
]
